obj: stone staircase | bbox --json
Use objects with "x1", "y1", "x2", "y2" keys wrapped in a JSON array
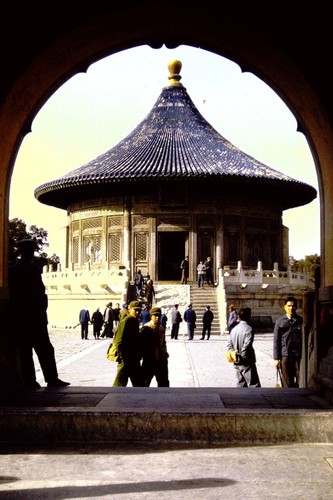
[{"x1": 189, "y1": 284, "x2": 221, "y2": 335}]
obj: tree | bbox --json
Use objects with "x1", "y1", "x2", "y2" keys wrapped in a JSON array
[
  {"x1": 9, "y1": 218, "x2": 51, "y2": 268},
  {"x1": 289, "y1": 254, "x2": 320, "y2": 279}
]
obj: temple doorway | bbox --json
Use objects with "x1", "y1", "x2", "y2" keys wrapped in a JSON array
[{"x1": 158, "y1": 232, "x2": 187, "y2": 281}]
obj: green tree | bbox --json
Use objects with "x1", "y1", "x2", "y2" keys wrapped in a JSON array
[
  {"x1": 9, "y1": 218, "x2": 50, "y2": 268},
  {"x1": 289, "y1": 254, "x2": 320, "y2": 279}
]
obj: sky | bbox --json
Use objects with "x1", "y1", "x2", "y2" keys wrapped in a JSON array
[{"x1": 9, "y1": 44, "x2": 320, "y2": 261}]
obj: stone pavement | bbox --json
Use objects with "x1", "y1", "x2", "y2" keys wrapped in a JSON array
[
  {"x1": 1, "y1": 329, "x2": 333, "y2": 499},
  {"x1": 34, "y1": 327, "x2": 278, "y2": 388}
]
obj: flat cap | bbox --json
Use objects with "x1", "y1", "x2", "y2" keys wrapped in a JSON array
[
  {"x1": 150, "y1": 307, "x2": 162, "y2": 316},
  {"x1": 129, "y1": 301, "x2": 142, "y2": 310}
]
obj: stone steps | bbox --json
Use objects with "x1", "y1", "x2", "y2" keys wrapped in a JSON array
[
  {"x1": 189, "y1": 284, "x2": 221, "y2": 334},
  {"x1": 1, "y1": 387, "x2": 332, "y2": 446}
]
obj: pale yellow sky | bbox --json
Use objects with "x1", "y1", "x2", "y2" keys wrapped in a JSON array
[{"x1": 9, "y1": 45, "x2": 320, "y2": 261}]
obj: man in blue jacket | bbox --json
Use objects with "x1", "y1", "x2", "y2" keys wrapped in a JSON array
[
  {"x1": 184, "y1": 303, "x2": 197, "y2": 340},
  {"x1": 79, "y1": 306, "x2": 91, "y2": 340}
]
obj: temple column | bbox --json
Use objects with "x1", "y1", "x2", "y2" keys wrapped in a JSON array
[
  {"x1": 151, "y1": 217, "x2": 157, "y2": 281},
  {"x1": 123, "y1": 197, "x2": 131, "y2": 272},
  {"x1": 216, "y1": 218, "x2": 223, "y2": 272},
  {"x1": 191, "y1": 215, "x2": 198, "y2": 283}
]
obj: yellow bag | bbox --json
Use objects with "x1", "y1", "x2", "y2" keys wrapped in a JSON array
[
  {"x1": 107, "y1": 342, "x2": 118, "y2": 362},
  {"x1": 225, "y1": 350, "x2": 239, "y2": 363}
]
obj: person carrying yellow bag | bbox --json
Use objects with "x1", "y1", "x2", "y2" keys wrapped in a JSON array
[{"x1": 225, "y1": 306, "x2": 261, "y2": 387}]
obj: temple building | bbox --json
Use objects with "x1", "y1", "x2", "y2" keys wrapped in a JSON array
[{"x1": 34, "y1": 60, "x2": 316, "y2": 327}]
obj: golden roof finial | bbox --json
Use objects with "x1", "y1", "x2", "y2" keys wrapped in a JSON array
[{"x1": 167, "y1": 60, "x2": 183, "y2": 87}]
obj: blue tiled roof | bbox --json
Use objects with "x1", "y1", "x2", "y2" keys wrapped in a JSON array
[{"x1": 35, "y1": 62, "x2": 317, "y2": 210}]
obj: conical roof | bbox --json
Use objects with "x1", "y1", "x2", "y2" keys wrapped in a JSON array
[{"x1": 35, "y1": 60, "x2": 316, "y2": 210}]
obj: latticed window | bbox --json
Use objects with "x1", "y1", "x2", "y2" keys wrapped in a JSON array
[
  {"x1": 133, "y1": 215, "x2": 148, "y2": 227},
  {"x1": 72, "y1": 221, "x2": 79, "y2": 233},
  {"x1": 82, "y1": 217, "x2": 102, "y2": 230},
  {"x1": 83, "y1": 235, "x2": 102, "y2": 264},
  {"x1": 135, "y1": 232, "x2": 148, "y2": 261},
  {"x1": 108, "y1": 216, "x2": 122, "y2": 228},
  {"x1": 108, "y1": 233, "x2": 121, "y2": 262},
  {"x1": 73, "y1": 237, "x2": 79, "y2": 265}
]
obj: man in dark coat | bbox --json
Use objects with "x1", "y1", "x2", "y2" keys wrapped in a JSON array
[
  {"x1": 79, "y1": 306, "x2": 90, "y2": 340},
  {"x1": 273, "y1": 296, "x2": 303, "y2": 387},
  {"x1": 184, "y1": 303, "x2": 197, "y2": 340},
  {"x1": 91, "y1": 307, "x2": 104, "y2": 339},
  {"x1": 8, "y1": 239, "x2": 70, "y2": 389},
  {"x1": 180, "y1": 256, "x2": 189, "y2": 284},
  {"x1": 200, "y1": 305, "x2": 214, "y2": 340},
  {"x1": 170, "y1": 304, "x2": 182, "y2": 340}
]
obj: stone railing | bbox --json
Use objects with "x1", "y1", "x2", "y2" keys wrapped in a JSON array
[
  {"x1": 42, "y1": 265, "x2": 130, "y2": 298},
  {"x1": 221, "y1": 261, "x2": 314, "y2": 289}
]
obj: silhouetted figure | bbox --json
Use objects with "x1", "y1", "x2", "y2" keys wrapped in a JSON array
[
  {"x1": 200, "y1": 305, "x2": 214, "y2": 340},
  {"x1": 91, "y1": 307, "x2": 104, "y2": 339},
  {"x1": 170, "y1": 304, "x2": 182, "y2": 340},
  {"x1": 134, "y1": 269, "x2": 144, "y2": 297},
  {"x1": 145, "y1": 279, "x2": 156, "y2": 309},
  {"x1": 180, "y1": 256, "x2": 189, "y2": 284},
  {"x1": 204, "y1": 256, "x2": 214, "y2": 286},
  {"x1": 8, "y1": 239, "x2": 70, "y2": 389}
]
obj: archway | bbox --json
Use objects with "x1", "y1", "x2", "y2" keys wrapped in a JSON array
[
  {"x1": 158, "y1": 232, "x2": 187, "y2": 281},
  {"x1": 1, "y1": 6, "x2": 333, "y2": 395}
]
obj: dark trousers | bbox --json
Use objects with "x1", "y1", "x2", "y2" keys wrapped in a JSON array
[
  {"x1": 93, "y1": 325, "x2": 102, "y2": 338},
  {"x1": 206, "y1": 271, "x2": 214, "y2": 285},
  {"x1": 143, "y1": 360, "x2": 169, "y2": 387},
  {"x1": 171, "y1": 323, "x2": 180, "y2": 339},
  {"x1": 181, "y1": 270, "x2": 188, "y2": 284},
  {"x1": 80, "y1": 322, "x2": 89, "y2": 339},
  {"x1": 100, "y1": 322, "x2": 113, "y2": 338},
  {"x1": 201, "y1": 323, "x2": 211, "y2": 339},
  {"x1": 187, "y1": 323, "x2": 195, "y2": 339},
  {"x1": 17, "y1": 324, "x2": 58, "y2": 385},
  {"x1": 281, "y1": 356, "x2": 301, "y2": 387}
]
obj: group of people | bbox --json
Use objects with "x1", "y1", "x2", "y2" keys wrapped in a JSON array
[
  {"x1": 196, "y1": 256, "x2": 214, "y2": 287},
  {"x1": 180, "y1": 255, "x2": 215, "y2": 287},
  {"x1": 8, "y1": 239, "x2": 303, "y2": 393},
  {"x1": 169, "y1": 303, "x2": 214, "y2": 341},
  {"x1": 226, "y1": 296, "x2": 303, "y2": 389},
  {"x1": 133, "y1": 270, "x2": 156, "y2": 309},
  {"x1": 112, "y1": 301, "x2": 169, "y2": 388},
  {"x1": 79, "y1": 302, "x2": 122, "y2": 340}
]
